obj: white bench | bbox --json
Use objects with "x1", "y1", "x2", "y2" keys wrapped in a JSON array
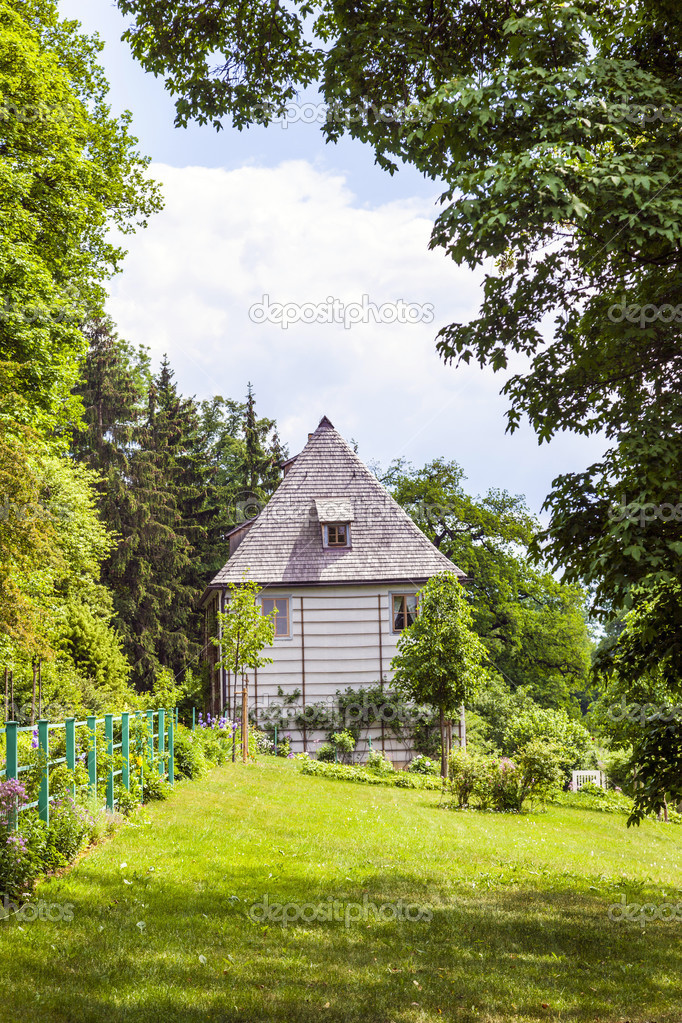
[{"x1": 572, "y1": 770, "x2": 605, "y2": 790}]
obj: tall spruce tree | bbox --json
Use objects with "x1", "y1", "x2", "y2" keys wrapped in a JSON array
[{"x1": 73, "y1": 330, "x2": 286, "y2": 691}]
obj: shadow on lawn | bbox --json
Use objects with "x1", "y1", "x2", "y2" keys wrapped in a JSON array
[{"x1": 5, "y1": 866, "x2": 680, "y2": 1023}]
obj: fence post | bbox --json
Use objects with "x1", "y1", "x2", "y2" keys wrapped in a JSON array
[
  {"x1": 38, "y1": 719, "x2": 49, "y2": 825},
  {"x1": 158, "y1": 709, "x2": 165, "y2": 777},
  {"x1": 5, "y1": 721, "x2": 17, "y2": 830},
  {"x1": 274, "y1": 725, "x2": 278, "y2": 756},
  {"x1": 5, "y1": 721, "x2": 17, "y2": 782},
  {"x1": 168, "y1": 713, "x2": 174, "y2": 787},
  {"x1": 192, "y1": 706, "x2": 195, "y2": 732},
  {"x1": 105, "y1": 714, "x2": 114, "y2": 812},
  {"x1": 136, "y1": 711, "x2": 144, "y2": 801},
  {"x1": 146, "y1": 710, "x2": 154, "y2": 767},
  {"x1": 65, "y1": 717, "x2": 76, "y2": 799},
  {"x1": 121, "y1": 712, "x2": 130, "y2": 791},
  {"x1": 87, "y1": 715, "x2": 97, "y2": 799}
]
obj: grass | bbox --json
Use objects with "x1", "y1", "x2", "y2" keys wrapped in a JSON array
[{"x1": 1, "y1": 757, "x2": 681, "y2": 1022}]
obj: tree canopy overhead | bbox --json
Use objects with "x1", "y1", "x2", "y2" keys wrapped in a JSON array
[{"x1": 113, "y1": 0, "x2": 682, "y2": 618}]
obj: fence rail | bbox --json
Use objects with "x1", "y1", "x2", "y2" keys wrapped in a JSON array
[{"x1": 1, "y1": 708, "x2": 179, "y2": 827}]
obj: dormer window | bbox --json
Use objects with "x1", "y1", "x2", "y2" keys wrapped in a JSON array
[
  {"x1": 314, "y1": 497, "x2": 353, "y2": 551},
  {"x1": 324, "y1": 523, "x2": 350, "y2": 548}
]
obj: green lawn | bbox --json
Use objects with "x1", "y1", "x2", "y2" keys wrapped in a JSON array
[{"x1": 2, "y1": 758, "x2": 681, "y2": 1022}]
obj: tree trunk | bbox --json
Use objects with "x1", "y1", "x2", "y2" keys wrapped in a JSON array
[
  {"x1": 440, "y1": 705, "x2": 447, "y2": 779},
  {"x1": 242, "y1": 680, "x2": 249, "y2": 763}
]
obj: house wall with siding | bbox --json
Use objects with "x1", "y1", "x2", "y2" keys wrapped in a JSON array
[{"x1": 211, "y1": 584, "x2": 434, "y2": 766}]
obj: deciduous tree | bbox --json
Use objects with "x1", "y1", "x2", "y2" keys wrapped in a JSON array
[{"x1": 391, "y1": 571, "x2": 489, "y2": 778}]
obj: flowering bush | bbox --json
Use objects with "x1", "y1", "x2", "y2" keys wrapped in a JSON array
[
  {"x1": 448, "y1": 741, "x2": 563, "y2": 812},
  {"x1": 407, "y1": 754, "x2": 439, "y2": 776},
  {"x1": 0, "y1": 781, "x2": 37, "y2": 901},
  {"x1": 255, "y1": 731, "x2": 275, "y2": 755}
]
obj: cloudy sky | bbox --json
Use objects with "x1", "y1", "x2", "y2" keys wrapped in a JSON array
[{"x1": 61, "y1": 0, "x2": 603, "y2": 514}]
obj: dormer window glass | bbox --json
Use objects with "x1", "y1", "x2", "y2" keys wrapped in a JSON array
[
  {"x1": 315, "y1": 497, "x2": 354, "y2": 550},
  {"x1": 324, "y1": 523, "x2": 350, "y2": 548}
]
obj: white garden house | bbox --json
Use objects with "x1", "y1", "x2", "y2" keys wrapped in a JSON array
[{"x1": 202, "y1": 415, "x2": 466, "y2": 763}]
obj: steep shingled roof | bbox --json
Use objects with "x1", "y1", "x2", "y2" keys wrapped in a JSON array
[{"x1": 208, "y1": 416, "x2": 465, "y2": 588}]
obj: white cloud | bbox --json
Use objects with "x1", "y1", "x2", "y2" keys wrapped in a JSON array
[{"x1": 108, "y1": 160, "x2": 604, "y2": 514}]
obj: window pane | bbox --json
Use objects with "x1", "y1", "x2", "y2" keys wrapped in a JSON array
[
  {"x1": 405, "y1": 594, "x2": 417, "y2": 626},
  {"x1": 262, "y1": 598, "x2": 275, "y2": 616},
  {"x1": 326, "y1": 523, "x2": 348, "y2": 546},
  {"x1": 273, "y1": 598, "x2": 289, "y2": 635},
  {"x1": 393, "y1": 595, "x2": 405, "y2": 631}
]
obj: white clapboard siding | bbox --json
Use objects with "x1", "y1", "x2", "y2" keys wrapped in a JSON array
[{"x1": 232, "y1": 583, "x2": 429, "y2": 763}]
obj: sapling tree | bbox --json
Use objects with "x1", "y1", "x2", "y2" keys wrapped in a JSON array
[
  {"x1": 212, "y1": 576, "x2": 275, "y2": 761},
  {"x1": 391, "y1": 572, "x2": 490, "y2": 778}
]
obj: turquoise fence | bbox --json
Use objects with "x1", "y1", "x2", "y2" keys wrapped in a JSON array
[{"x1": 0, "y1": 708, "x2": 179, "y2": 827}]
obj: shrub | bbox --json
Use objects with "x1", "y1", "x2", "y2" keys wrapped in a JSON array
[
  {"x1": 448, "y1": 749, "x2": 482, "y2": 807},
  {"x1": 173, "y1": 726, "x2": 209, "y2": 779},
  {"x1": 482, "y1": 758, "x2": 522, "y2": 811},
  {"x1": 298, "y1": 757, "x2": 442, "y2": 790},
  {"x1": 275, "y1": 735, "x2": 292, "y2": 757},
  {"x1": 514, "y1": 739, "x2": 564, "y2": 808},
  {"x1": 579, "y1": 780, "x2": 606, "y2": 798},
  {"x1": 142, "y1": 770, "x2": 171, "y2": 802},
  {"x1": 408, "y1": 754, "x2": 439, "y2": 776},
  {"x1": 254, "y1": 731, "x2": 274, "y2": 755},
  {"x1": 364, "y1": 750, "x2": 394, "y2": 775},
  {"x1": 447, "y1": 741, "x2": 563, "y2": 811},
  {"x1": 115, "y1": 782, "x2": 140, "y2": 817},
  {"x1": 48, "y1": 795, "x2": 92, "y2": 861},
  {"x1": 0, "y1": 781, "x2": 39, "y2": 901},
  {"x1": 316, "y1": 743, "x2": 336, "y2": 762},
  {"x1": 474, "y1": 686, "x2": 596, "y2": 782},
  {"x1": 330, "y1": 730, "x2": 355, "y2": 764},
  {"x1": 602, "y1": 746, "x2": 635, "y2": 793}
]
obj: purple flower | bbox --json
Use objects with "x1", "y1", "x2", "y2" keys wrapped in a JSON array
[{"x1": 31, "y1": 729, "x2": 38, "y2": 750}]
